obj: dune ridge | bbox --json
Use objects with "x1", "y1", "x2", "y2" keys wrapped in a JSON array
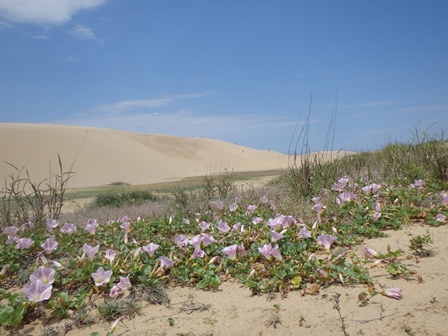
[{"x1": 0, "y1": 123, "x2": 293, "y2": 189}]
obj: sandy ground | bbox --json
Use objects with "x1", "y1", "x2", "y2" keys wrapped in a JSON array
[{"x1": 6, "y1": 223, "x2": 447, "y2": 336}]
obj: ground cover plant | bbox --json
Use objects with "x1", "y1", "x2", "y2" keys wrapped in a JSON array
[{"x1": 0, "y1": 131, "x2": 447, "y2": 335}]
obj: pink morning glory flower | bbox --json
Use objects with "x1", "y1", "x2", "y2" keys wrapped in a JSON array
[
  {"x1": 252, "y1": 217, "x2": 263, "y2": 224},
  {"x1": 383, "y1": 287, "x2": 402, "y2": 300},
  {"x1": 142, "y1": 242, "x2": 159, "y2": 256},
  {"x1": 189, "y1": 235, "x2": 204, "y2": 249},
  {"x1": 60, "y1": 223, "x2": 77, "y2": 234},
  {"x1": 316, "y1": 268, "x2": 328, "y2": 278},
  {"x1": 317, "y1": 234, "x2": 337, "y2": 251},
  {"x1": 199, "y1": 221, "x2": 210, "y2": 231},
  {"x1": 24, "y1": 280, "x2": 52, "y2": 302},
  {"x1": 21, "y1": 221, "x2": 34, "y2": 230},
  {"x1": 117, "y1": 276, "x2": 132, "y2": 291},
  {"x1": 217, "y1": 221, "x2": 230, "y2": 233},
  {"x1": 30, "y1": 266, "x2": 55, "y2": 284},
  {"x1": 83, "y1": 243, "x2": 100, "y2": 261},
  {"x1": 85, "y1": 218, "x2": 99, "y2": 234},
  {"x1": 16, "y1": 237, "x2": 34, "y2": 249},
  {"x1": 182, "y1": 218, "x2": 190, "y2": 225},
  {"x1": 109, "y1": 285, "x2": 120, "y2": 298},
  {"x1": 229, "y1": 202, "x2": 238, "y2": 212},
  {"x1": 92, "y1": 267, "x2": 112, "y2": 286},
  {"x1": 247, "y1": 204, "x2": 257, "y2": 213},
  {"x1": 3, "y1": 226, "x2": 19, "y2": 244},
  {"x1": 270, "y1": 230, "x2": 284, "y2": 242},
  {"x1": 442, "y1": 193, "x2": 448, "y2": 205},
  {"x1": 222, "y1": 244, "x2": 247, "y2": 260},
  {"x1": 372, "y1": 211, "x2": 381, "y2": 221},
  {"x1": 1, "y1": 264, "x2": 10, "y2": 276},
  {"x1": 158, "y1": 256, "x2": 174, "y2": 269},
  {"x1": 337, "y1": 192, "x2": 357, "y2": 205},
  {"x1": 201, "y1": 233, "x2": 217, "y2": 246},
  {"x1": 192, "y1": 248, "x2": 205, "y2": 258},
  {"x1": 364, "y1": 247, "x2": 379, "y2": 259},
  {"x1": 46, "y1": 219, "x2": 58, "y2": 232},
  {"x1": 222, "y1": 245, "x2": 238, "y2": 260},
  {"x1": 105, "y1": 249, "x2": 118, "y2": 263},
  {"x1": 174, "y1": 234, "x2": 188, "y2": 247},
  {"x1": 258, "y1": 243, "x2": 282, "y2": 261},
  {"x1": 312, "y1": 203, "x2": 324, "y2": 214},
  {"x1": 436, "y1": 214, "x2": 446, "y2": 222},
  {"x1": 298, "y1": 226, "x2": 311, "y2": 239},
  {"x1": 41, "y1": 235, "x2": 58, "y2": 254}
]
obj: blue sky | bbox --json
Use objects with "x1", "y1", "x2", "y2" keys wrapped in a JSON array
[{"x1": 1, "y1": 1, "x2": 447, "y2": 154}]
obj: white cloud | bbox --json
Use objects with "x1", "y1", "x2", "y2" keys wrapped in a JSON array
[
  {"x1": 69, "y1": 24, "x2": 96, "y2": 40},
  {"x1": 0, "y1": 0, "x2": 108, "y2": 25},
  {"x1": 90, "y1": 93, "x2": 215, "y2": 113}
]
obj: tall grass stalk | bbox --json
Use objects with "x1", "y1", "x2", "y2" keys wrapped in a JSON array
[{"x1": 0, "y1": 155, "x2": 73, "y2": 228}]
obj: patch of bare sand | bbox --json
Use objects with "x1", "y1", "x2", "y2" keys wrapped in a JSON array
[{"x1": 8, "y1": 224, "x2": 447, "y2": 336}]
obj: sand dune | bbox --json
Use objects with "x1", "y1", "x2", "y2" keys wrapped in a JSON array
[{"x1": 0, "y1": 123, "x2": 296, "y2": 189}]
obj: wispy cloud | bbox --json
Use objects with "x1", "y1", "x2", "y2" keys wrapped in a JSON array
[
  {"x1": 69, "y1": 24, "x2": 97, "y2": 40},
  {"x1": 90, "y1": 92, "x2": 215, "y2": 113},
  {"x1": 0, "y1": 20, "x2": 12, "y2": 29},
  {"x1": 0, "y1": 0, "x2": 109, "y2": 25}
]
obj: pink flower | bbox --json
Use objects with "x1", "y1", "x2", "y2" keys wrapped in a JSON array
[
  {"x1": 222, "y1": 245, "x2": 238, "y2": 260},
  {"x1": 270, "y1": 230, "x2": 284, "y2": 242},
  {"x1": 85, "y1": 218, "x2": 99, "y2": 234},
  {"x1": 372, "y1": 211, "x2": 382, "y2": 221},
  {"x1": 258, "y1": 244, "x2": 282, "y2": 261},
  {"x1": 364, "y1": 247, "x2": 378, "y2": 259},
  {"x1": 1, "y1": 264, "x2": 10, "y2": 276},
  {"x1": 201, "y1": 233, "x2": 217, "y2": 246},
  {"x1": 222, "y1": 244, "x2": 246, "y2": 260},
  {"x1": 298, "y1": 226, "x2": 311, "y2": 239},
  {"x1": 189, "y1": 235, "x2": 204, "y2": 249},
  {"x1": 41, "y1": 235, "x2": 58, "y2": 254},
  {"x1": 109, "y1": 285, "x2": 120, "y2": 298},
  {"x1": 105, "y1": 249, "x2": 118, "y2": 263},
  {"x1": 83, "y1": 243, "x2": 100, "y2": 261},
  {"x1": 252, "y1": 217, "x2": 262, "y2": 224},
  {"x1": 247, "y1": 204, "x2": 257, "y2": 213},
  {"x1": 142, "y1": 243, "x2": 159, "y2": 256},
  {"x1": 30, "y1": 266, "x2": 55, "y2": 284},
  {"x1": 24, "y1": 280, "x2": 52, "y2": 302},
  {"x1": 46, "y1": 219, "x2": 58, "y2": 232},
  {"x1": 312, "y1": 203, "x2": 324, "y2": 214},
  {"x1": 229, "y1": 202, "x2": 238, "y2": 212},
  {"x1": 337, "y1": 192, "x2": 357, "y2": 205},
  {"x1": 192, "y1": 248, "x2": 205, "y2": 258},
  {"x1": 435, "y1": 214, "x2": 446, "y2": 222},
  {"x1": 16, "y1": 237, "x2": 34, "y2": 249},
  {"x1": 158, "y1": 256, "x2": 174, "y2": 269},
  {"x1": 182, "y1": 218, "x2": 190, "y2": 225},
  {"x1": 317, "y1": 234, "x2": 337, "y2": 251},
  {"x1": 316, "y1": 268, "x2": 328, "y2": 278},
  {"x1": 3, "y1": 226, "x2": 19, "y2": 244},
  {"x1": 383, "y1": 287, "x2": 402, "y2": 300},
  {"x1": 199, "y1": 221, "x2": 210, "y2": 231},
  {"x1": 92, "y1": 267, "x2": 112, "y2": 286},
  {"x1": 60, "y1": 223, "x2": 77, "y2": 234},
  {"x1": 442, "y1": 193, "x2": 448, "y2": 205},
  {"x1": 117, "y1": 276, "x2": 132, "y2": 291},
  {"x1": 217, "y1": 221, "x2": 230, "y2": 233},
  {"x1": 174, "y1": 234, "x2": 188, "y2": 247}
]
